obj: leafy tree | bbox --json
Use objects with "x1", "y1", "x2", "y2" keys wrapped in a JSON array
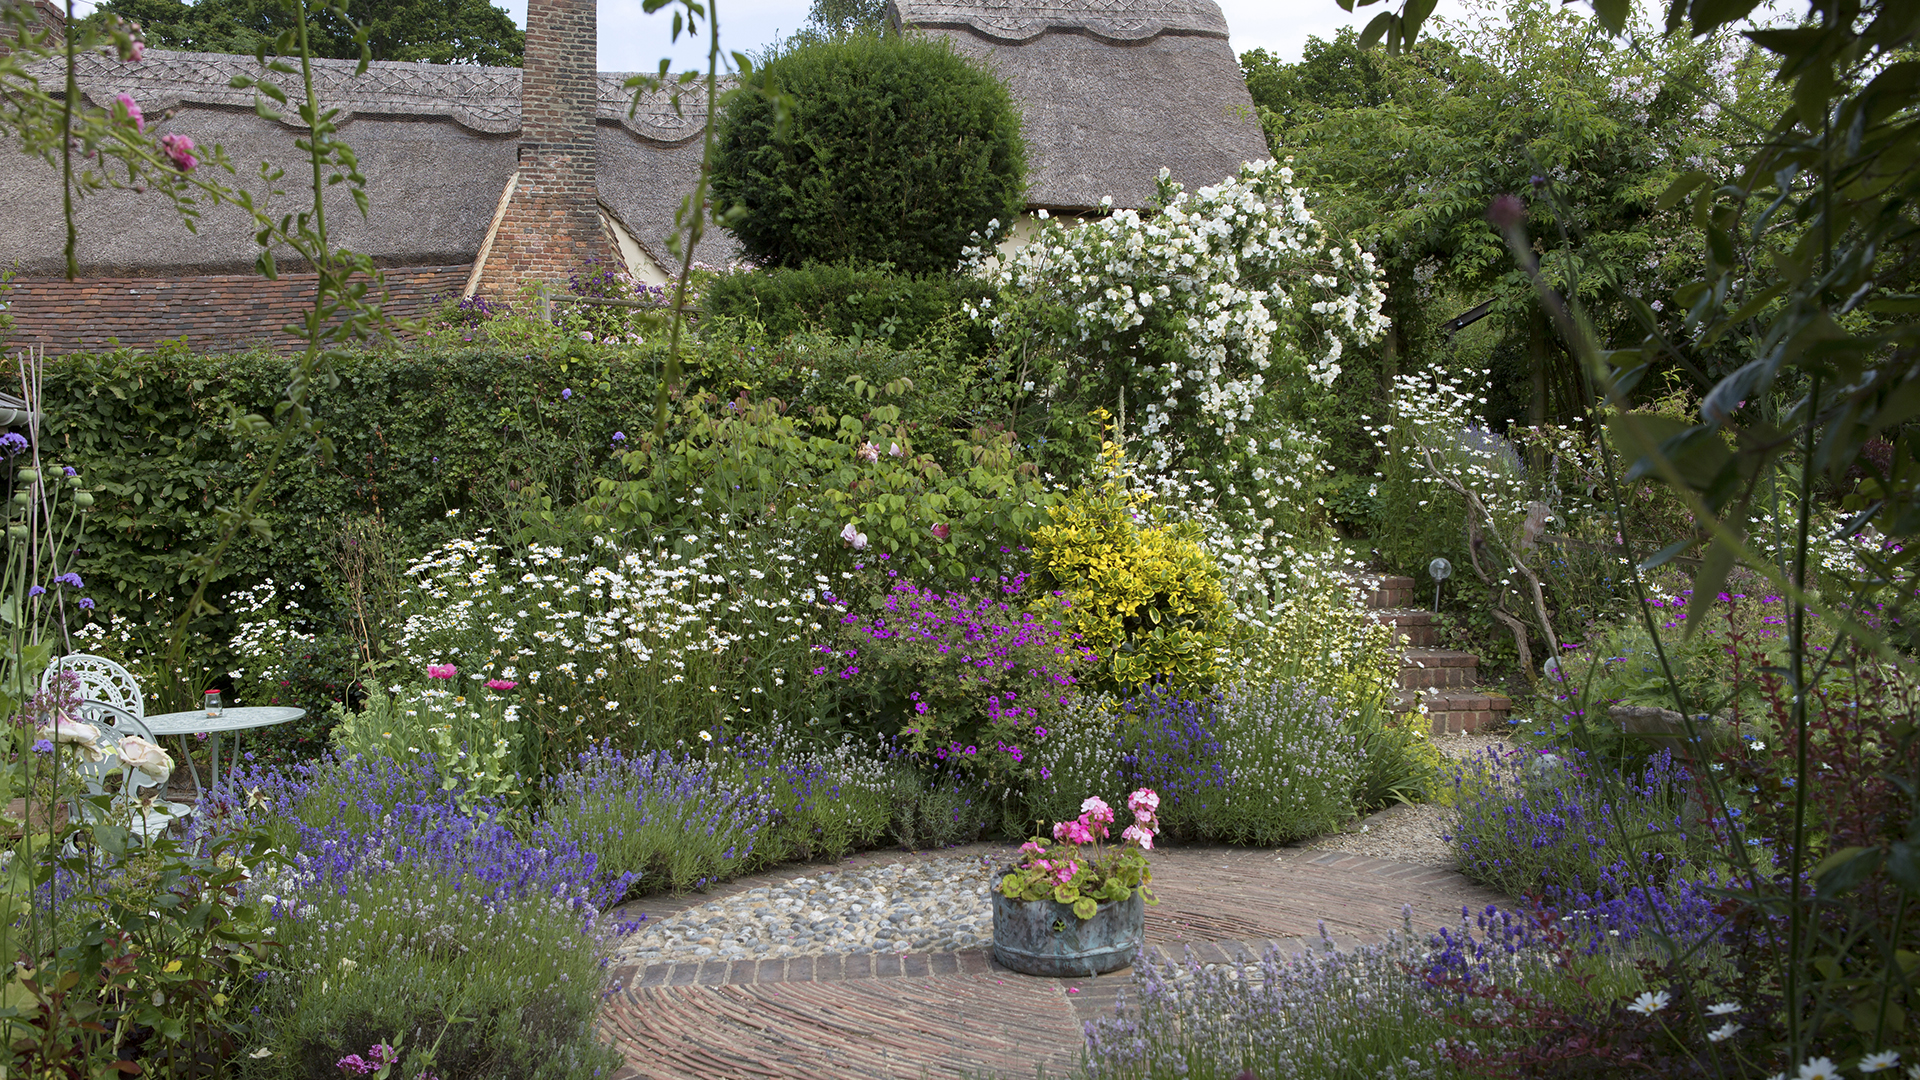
[
  {"x1": 711, "y1": 33, "x2": 1026, "y2": 274},
  {"x1": 85, "y1": 0, "x2": 525, "y2": 65},
  {"x1": 1252, "y1": 0, "x2": 1778, "y2": 455},
  {"x1": 1240, "y1": 28, "x2": 1396, "y2": 129},
  {"x1": 803, "y1": 0, "x2": 889, "y2": 38}
]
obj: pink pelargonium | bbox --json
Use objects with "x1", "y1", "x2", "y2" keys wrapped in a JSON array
[
  {"x1": 484, "y1": 678, "x2": 517, "y2": 691},
  {"x1": 1080, "y1": 796, "x2": 1115, "y2": 826},
  {"x1": 1052, "y1": 860, "x2": 1078, "y2": 885},
  {"x1": 1018, "y1": 840, "x2": 1046, "y2": 857},
  {"x1": 159, "y1": 132, "x2": 196, "y2": 171},
  {"x1": 1052, "y1": 818, "x2": 1094, "y2": 845},
  {"x1": 1121, "y1": 823, "x2": 1155, "y2": 850},
  {"x1": 426, "y1": 663, "x2": 457, "y2": 680},
  {"x1": 1127, "y1": 788, "x2": 1160, "y2": 818}
]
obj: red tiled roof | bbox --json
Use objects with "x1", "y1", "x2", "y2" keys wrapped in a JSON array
[{"x1": 5, "y1": 266, "x2": 471, "y2": 356}]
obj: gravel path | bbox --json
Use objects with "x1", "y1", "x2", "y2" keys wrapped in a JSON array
[
  {"x1": 1299, "y1": 731, "x2": 1509, "y2": 866},
  {"x1": 612, "y1": 857, "x2": 1002, "y2": 966}
]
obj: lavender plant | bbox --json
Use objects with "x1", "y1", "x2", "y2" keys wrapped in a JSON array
[
  {"x1": 1190, "y1": 680, "x2": 1362, "y2": 845},
  {"x1": 1022, "y1": 691, "x2": 1127, "y2": 834},
  {"x1": 537, "y1": 746, "x2": 774, "y2": 896},
  {"x1": 1445, "y1": 745, "x2": 1697, "y2": 903},
  {"x1": 1114, "y1": 685, "x2": 1229, "y2": 839},
  {"x1": 249, "y1": 861, "x2": 620, "y2": 1080},
  {"x1": 1083, "y1": 916, "x2": 1466, "y2": 1080}
]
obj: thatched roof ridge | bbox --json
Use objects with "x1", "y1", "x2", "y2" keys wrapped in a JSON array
[
  {"x1": 890, "y1": 0, "x2": 1269, "y2": 213},
  {"x1": 892, "y1": 0, "x2": 1229, "y2": 44},
  {"x1": 31, "y1": 50, "x2": 715, "y2": 143},
  {"x1": 1, "y1": 52, "x2": 731, "y2": 278}
]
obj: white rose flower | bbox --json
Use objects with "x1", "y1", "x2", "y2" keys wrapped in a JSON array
[{"x1": 118, "y1": 736, "x2": 175, "y2": 782}]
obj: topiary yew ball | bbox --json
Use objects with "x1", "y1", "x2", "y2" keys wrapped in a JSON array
[{"x1": 712, "y1": 33, "x2": 1027, "y2": 274}]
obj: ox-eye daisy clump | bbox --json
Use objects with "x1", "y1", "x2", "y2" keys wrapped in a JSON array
[{"x1": 392, "y1": 528, "x2": 830, "y2": 764}]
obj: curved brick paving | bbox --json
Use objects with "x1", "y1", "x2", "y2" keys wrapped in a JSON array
[{"x1": 598, "y1": 843, "x2": 1508, "y2": 1080}]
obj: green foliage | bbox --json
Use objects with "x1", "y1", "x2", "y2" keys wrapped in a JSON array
[
  {"x1": 701, "y1": 263, "x2": 996, "y2": 356},
  {"x1": 44, "y1": 345, "x2": 659, "y2": 720},
  {"x1": 330, "y1": 682, "x2": 527, "y2": 811},
  {"x1": 1028, "y1": 436, "x2": 1231, "y2": 690},
  {"x1": 1241, "y1": 30, "x2": 1395, "y2": 129},
  {"x1": 87, "y1": 0, "x2": 526, "y2": 65},
  {"x1": 586, "y1": 381, "x2": 1056, "y2": 588},
  {"x1": 250, "y1": 865, "x2": 616, "y2": 1080},
  {"x1": 881, "y1": 761, "x2": 994, "y2": 850},
  {"x1": 712, "y1": 33, "x2": 1026, "y2": 273},
  {"x1": 800, "y1": 0, "x2": 890, "y2": 37}
]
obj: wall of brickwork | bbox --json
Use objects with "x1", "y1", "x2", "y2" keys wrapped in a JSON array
[{"x1": 471, "y1": 0, "x2": 621, "y2": 296}]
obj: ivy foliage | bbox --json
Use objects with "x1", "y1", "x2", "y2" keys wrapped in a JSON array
[{"x1": 711, "y1": 32, "x2": 1027, "y2": 274}]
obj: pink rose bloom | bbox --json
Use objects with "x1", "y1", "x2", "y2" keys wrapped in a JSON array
[
  {"x1": 930, "y1": 523, "x2": 950, "y2": 540},
  {"x1": 426, "y1": 663, "x2": 457, "y2": 680},
  {"x1": 1080, "y1": 796, "x2": 1115, "y2": 826},
  {"x1": 159, "y1": 132, "x2": 196, "y2": 171},
  {"x1": 485, "y1": 678, "x2": 517, "y2": 691},
  {"x1": 856, "y1": 441, "x2": 879, "y2": 464},
  {"x1": 115, "y1": 93, "x2": 144, "y2": 132},
  {"x1": 1127, "y1": 788, "x2": 1160, "y2": 817},
  {"x1": 1122, "y1": 823, "x2": 1155, "y2": 850}
]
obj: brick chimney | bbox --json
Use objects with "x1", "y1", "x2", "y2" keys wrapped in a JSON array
[{"x1": 466, "y1": 0, "x2": 622, "y2": 297}]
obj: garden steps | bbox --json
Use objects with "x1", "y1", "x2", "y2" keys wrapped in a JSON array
[{"x1": 1347, "y1": 571, "x2": 1511, "y2": 734}]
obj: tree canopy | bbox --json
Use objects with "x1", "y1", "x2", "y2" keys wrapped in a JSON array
[
  {"x1": 86, "y1": 0, "x2": 525, "y2": 65},
  {"x1": 1248, "y1": 0, "x2": 1780, "y2": 447}
]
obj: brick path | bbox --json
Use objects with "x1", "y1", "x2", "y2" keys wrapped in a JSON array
[{"x1": 597, "y1": 843, "x2": 1506, "y2": 1080}]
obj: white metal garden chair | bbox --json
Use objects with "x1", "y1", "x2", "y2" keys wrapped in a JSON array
[{"x1": 42, "y1": 653, "x2": 147, "y2": 721}]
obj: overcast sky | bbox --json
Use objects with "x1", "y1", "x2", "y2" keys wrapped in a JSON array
[
  {"x1": 66, "y1": 0, "x2": 1470, "y2": 70},
  {"x1": 503, "y1": 0, "x2": 1474, "y2": 71}
]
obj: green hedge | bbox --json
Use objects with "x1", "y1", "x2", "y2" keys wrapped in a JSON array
[
  {"x1": 45, "y1": 345, "x2": 665, "y2": 720},
  {"x1": 702, "y1": 263, "x2": 998, "y2": 356}
]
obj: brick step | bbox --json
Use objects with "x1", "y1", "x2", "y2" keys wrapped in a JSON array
[
  {"x1": 1369, "y1": 608, "x2": 1436, "y2": 648},
  {"x1": 1399, "y1": 647, "x2": 1478, "y2": 690},
  {"x1": 1394, "y1": 689, "x2": 1513, "y2": 735},
  {"x1": 1367, "y1": 575, "x2": 1417, "y2": 611}
]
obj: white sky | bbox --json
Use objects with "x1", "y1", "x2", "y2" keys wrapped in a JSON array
[
  {"x1": 67, "y1": 0, "x2": 1471, "y2": 71},
  {"x1": 496, "y1": 0, "x2": 1474, "y2": 71}
]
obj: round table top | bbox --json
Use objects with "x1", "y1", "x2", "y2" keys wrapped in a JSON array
[{"x1": 144, "y1": 705, "x2": 306, "y2": 736}]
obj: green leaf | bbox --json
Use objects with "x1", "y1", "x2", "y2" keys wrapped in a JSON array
[
  {"x1": 1814, "y1": 846, "x2": 1883, "y2": 896},
  {"x1": 1071, "y1": 897, "x2": 1098, "y2": 920}
]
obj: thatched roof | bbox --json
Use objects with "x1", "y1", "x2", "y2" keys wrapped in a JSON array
[
  {"x1": 0, "y1": 50, "x2": 732, "y2": 277},
  {"x1": 890, "y1": 0, "x2": 1270, "y2": 212}
]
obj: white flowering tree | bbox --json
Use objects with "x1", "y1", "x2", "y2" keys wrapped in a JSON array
[{"x1": 972, "y1": 159, "x2": 1389, "y2": 556}]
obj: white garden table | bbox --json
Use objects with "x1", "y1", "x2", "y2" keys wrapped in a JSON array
[{"x1": 144, "y1": 706, "x2": 305, "y2": 796}]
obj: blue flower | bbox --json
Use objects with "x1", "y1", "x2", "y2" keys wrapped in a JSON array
[
  {"x1": 0, "y1": 433, "x2": 26, "y2": 457},
  {"x1": 27, "y1": 586, "x2": 44, "y2": 597},
  {"x1": 63, "y1": 466, "x2": 76, "y2": 477},
  {"x1": 78, "y1": 597, "x2": 94, "y2": 610},
  {"x1": 562, "y1": 388, "x2": 572, "y2": 401},
  {"x1": 31, "y1": 739, "x2": 53, "y2": 754},
  {"x1": 54, "y1": 572, "x2": 82, "y2": 588},
  {"x1": 612, "y1": 431, "x2": 625, "y2": 442}
]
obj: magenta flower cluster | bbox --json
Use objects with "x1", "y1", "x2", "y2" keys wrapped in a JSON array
[{"x1": 813, "y1": 572, "x2": 1093, "y2": 771}]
